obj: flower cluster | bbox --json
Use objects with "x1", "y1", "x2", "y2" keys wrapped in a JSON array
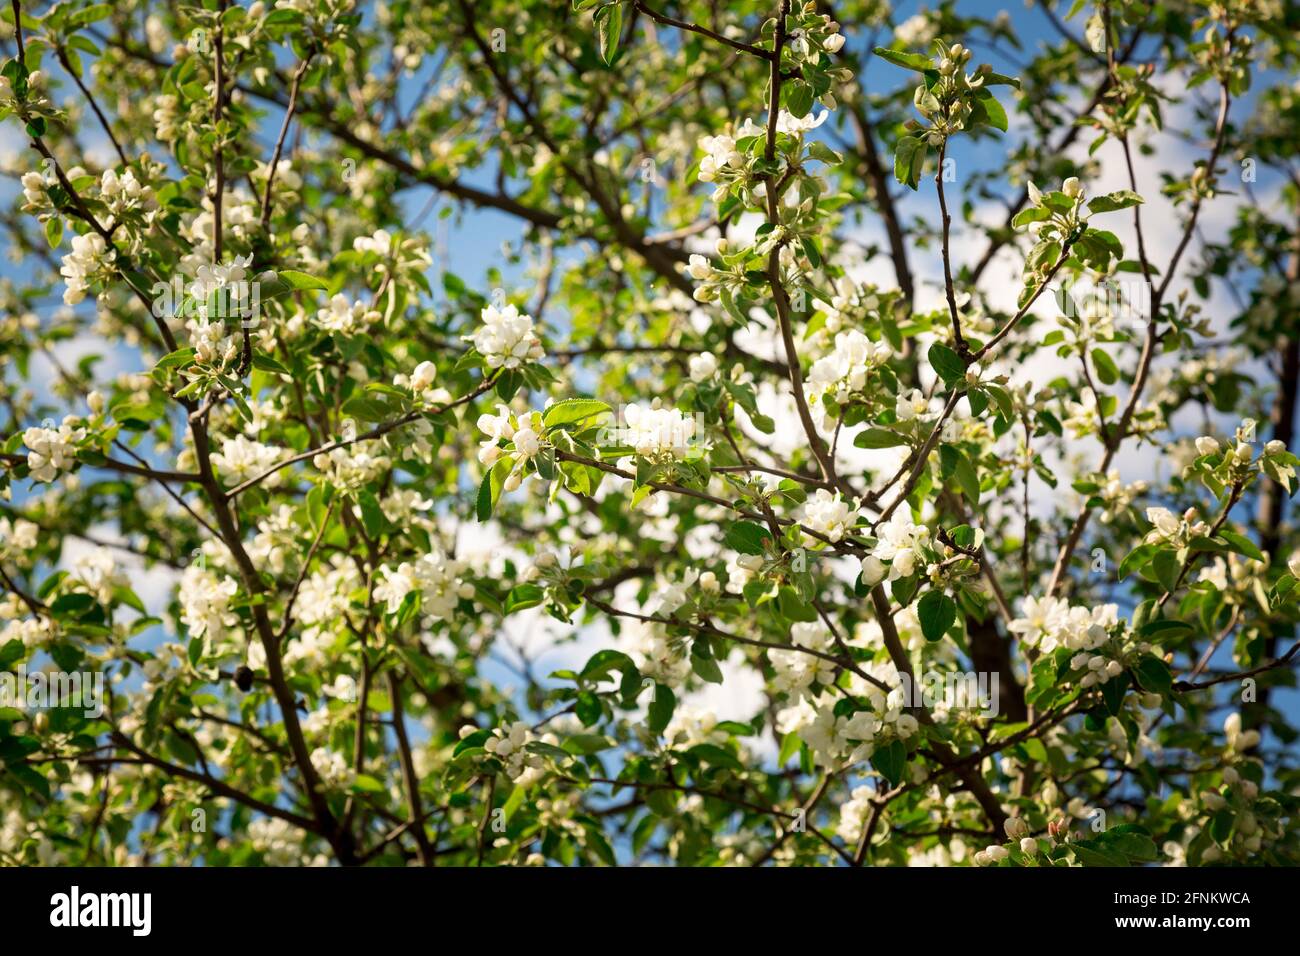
[
  {"x1": 770, "y1": 621, "x2": 837, "y2": 695},
  {"x1": 862, "y1": 510, "x2": 931, "y2": 584},
  {"x1": 212, "y1": 436, "x2": 284, "y2": 484},
  {"x1": 801, "y1": 489, "x2": 860, "y2": 543},
  {"x1": 469, "y1": 303, "x2": 544, "y2": 369},
  {"x1": 620, "y1": 402, "x2": 701, "y2": 461},
  {"x1": 178, "y1": 565, "x2": 240, "y2": 643},
  {"x1": 373, "y1": 550, "x2": 474, "y2": 623},
  {"x1": 1008, "y1": 597, "x2": 1119, "y2": 654},
  {"x1": 60, "y1": 233, "x2": 116, "y2": 306},
  {"x1": 312, "y1": 443, "x2": 391, "y2": 492},
  {"x1": 315, "y1": 294, "x2": 381, "y2": 335},
  {"x1": 482, "y1": 721, "x2": 546, "y2": 786},
  {"x1": 805, "y1": 330, "x2": 893, "y2": 412},
  {"x1": 22, "y1": 419, "x2": 86, "y2": 483}
]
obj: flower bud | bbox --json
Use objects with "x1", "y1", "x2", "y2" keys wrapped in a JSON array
[
  {"x1": 1195, "y1": 436, "x2": 1219, "y2": 456},
  {"x1": 860, "y1": 554, "x2": 886, "y2": 586}
]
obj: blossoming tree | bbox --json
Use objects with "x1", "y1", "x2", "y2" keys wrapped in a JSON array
[{"x1": 0, "y1": 0, "x2": 1298, "y2": 866}]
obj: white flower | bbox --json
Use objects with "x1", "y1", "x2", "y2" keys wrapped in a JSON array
[
  {"x1": 470, "y1": 303, "x2": 544, "y2": 368},
  {"x1": 1143, "y1": 507, "x2": 1207, "y2": 547},
  {"x1": 648, "y1": 569, "x2": 699, "y2": 617},
  {"x1": 0, "y1": 518, "x2": 39, "y2": 556},
  {"x1": 20, "y1": 171, "x2": 47, "y2": 207},
  {"x1": 805, "y1": 330, "x2": 891, "y2": 408},
  {"x1": 60, "y1": 233, "x2": 114, "y2": 305},
  {"x1": 310, "y1": 747, "x2": 354, "y2": 789},
  {"x1": 477, "y1": 404, "x2": 515, "y2": 441},
  {"x1": 313, "y1": 443, "x2": 391, "y2": 491},
  {"x1": 1195, "y1": 436, "x2": 1220, "y2": 456},
  {"x1": 212, "y1": 436, "x2": 284, "y2": 483},
  {"x1": 697, "y1": 133, "x2": 741, "y2": 183},
  {"x1": 484, "y1": 721, "x2": 545, "y2": 784},
  {"x1": 775, "y1": 110, "x2": 830, "y2": 136},
  {"x1": 871, "y1": 510, "x2": 930, "y2": 580},
  {"x1": 895, "y1": 388, "x2": 929, "y2": 422},
  {"x1": 513, "y1": 427, "x2": 541, "y2": 459},
  {"x1": 860, "y1": 554, "x2": 886, "y2": 586},
  {"x1": 689, "y1": 351, "x2": 718, "y2": 382},
  {"x1": 801, "y1": 489, "x2": 860, "y2": 543},
  {"x1": 373, "y1": 562, "x2": 417, "y2": 614},
  {"x1": 687, "y1": 254, "x2": 713, "y2": 280},
  {"x1": 623, "y1": 403, "x2": 699, "y2": 460},
  {"x1": 22, "y1": 422, "x2": 85, "y2": 483},
  {"x1": 315, "y1": 294, "x2": 379, "y2": 334},
  {"x1": 836, "y1": 786, "x2": 874, "y2": 844},
  {"x1": 771, "y1": 621, "x2": 836, "y2": 695},
  {"x1": 374, "y1": 551, "x2": 471, "y2": 622},
  {"x1": 178, "y1": 565, "x2": 239, "y2": 642},
  {"x1": 823, "y1": 32, "x2": 846, "y2": 53},
  {"x1": 894, "y1": 12, "x2": 936, "y2": 48},
  {"x1": 1007, "y1": 595, "x2": 1069, "y2": 651},
  {"x1": 409, "y1": 360, "x2": 437, "y2": 393}
]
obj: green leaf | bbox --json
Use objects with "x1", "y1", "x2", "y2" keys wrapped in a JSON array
[
  {"x1": 785, "y1": 81, "x2": 814, "y2": 118},
  {"x1": 1012, "y1": 206, "x2": 1052, "y2": 228},
  {"x1": 274, "y1": 269, "x2": 328, "y2": 291},
  {"x1": 1069, "y1": 840, "x2": 1129, "y2": 867},
  {"x1": 648, "y1": 684, "x2": 676, "y2": 735},
  {"x1": 917, "y1": 590, "x2": 957, "y2": 642},
  {"x1": 505, "y1": 583, "x2": 545, "y2": 614},
  {"x1": 688, "y1": 743, "x2": 742, "y2": 771},
  {"x1": 476, "y1": 470, "x2": 494, "y2": 522},
  {"x1": 854, "y1": 428, "x2": 909, "y2": 449},
  {"x1": 723, "y1": 521, "x2": 771, "y2": 555},
  {"x1": 870, "y1": 739, "x2": 906, "y2": 786},
  {"x1": 1134, "y1": 655, "x2": 1172, "y2": 696},
  {"x1": 893, "y1": 135, "x2": 927, "y2": 190},
  {"x1": 1101, "y1": 671, "x2": 1129, "y2": 716},
  {"x1": 1087, "y1": 190, "x2": 1144, "y2": 214},
  {"x1": 350, "y1": 774, "x2": 385, "y2": 794},
  {"x1": 357, "y1": 490, "x2": 384, "y2": 537},
  {"x1": 594, "y1": 1, "x2": 623, "y2": 65},
  {"x1": 1091, "y1": 348, "x2": 1119, "y2": 385},
  {"x1": 951, "y1": 448, "x2": 980, "y2": 505},
  {"x1": 563, "y1": 733, "x2": 611, "y2": 756},
  {"x1": 454, "y1": 729, "x2": 491, "y2": 756},
  {"x1": 777, "y1": 587, "x2": 817, "y2": 623},
  {"x1": 873, "y1": 46, "x2": 934, "y2": 71},
  {"x1": 928, "y1": 341, "x2": 966, "y2": 386},
  {"x1": 691, "y1": 653, "x2": 724, "y2": 684},
  {"x1": 1218, "y1": 530, "x2": 1264, "y2": 562},
  {"x1": 974, "y1": 91, "x2": 1008, "y2": 132},
  {"x1": 542, "y1": 398, "x2": 612, "y2": 429},
  {"x1": 251, "y1": 353, "x2": 290, "y2": 376}
]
